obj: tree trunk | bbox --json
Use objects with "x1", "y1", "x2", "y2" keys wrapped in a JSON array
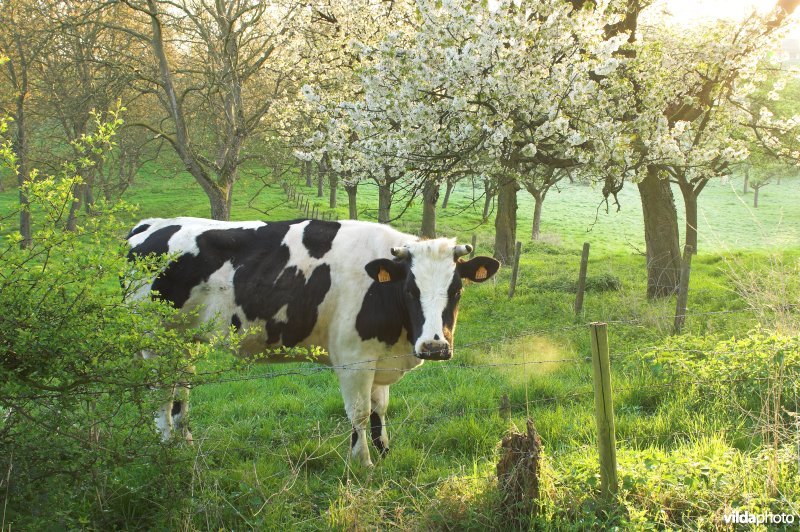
[
  {"x1": 17, "y1": 171, "x2": 31, "y2": 248},
  {"x1": 329, "y1": 171, "x2": 338, "y2": 209},
  {"x1": 345, "y1": 183, "x2": 358, "y2": 220},
  {"x1": 84, "y1": 179, "x2": 95, "y2": 211},
  {"x1": 378, "y1": 182, "x2": 391, "y2": 224},
  {"x1": 753, "y1": 185, "x2": 760, "y2": 208},
  {"x1": 742, "y1": 171, "x2": 749, "y2": 194},
  {"x1": 637, "y1": 166, "x2": 681, "y2": 299},
  {"x1": 14, "y1": 95, "x2": 31, "y2": 248},
  {"x1": 531, "y1": 193, "x2": 543, "y2": 241},
  {"x1": 65, "y1": 182, "x2": 85, "y2": 232},
  {"x1": 441, "y1": 178, "x2": 455, "y2": 209},
  {"x1": 678, "y1": 182, "x2": 698, "y2": 254},
  {"x1": 208, "y1": 180, "x2": 234, "y2": 220},
  {"x1": 317, "y1": 157, "x2": 326, "y2": 198},
  {"x1": 482, "y1": 181, "x2": 493, "y2": 221},
  {"x1": 494, "y1": 176, "x2": 519, "y2": 264},
  {"x1": 420, "y1": 180, "x2": 439, "y2": 238},
  {"x1": 304, "y1": 160, "x2": 312, "y2": 187}
]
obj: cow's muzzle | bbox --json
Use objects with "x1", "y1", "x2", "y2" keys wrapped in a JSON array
[{"x1": 415, "y1": 340, "x2": 452, "y2": 361}]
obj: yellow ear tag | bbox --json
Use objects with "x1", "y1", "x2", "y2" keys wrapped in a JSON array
[
  {"x1": 475, "y1": 266, "x2": 488, "y2": 280},
  {"x1": 378, "y1": 267, "x2": 391, "y2": 283}
]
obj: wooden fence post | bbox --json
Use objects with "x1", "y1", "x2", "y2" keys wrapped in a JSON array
[
  {"x1": 589, "y1": 322, "x2": 618, "y2": 501},
  {"x1": 673, "y1": 245, "x2": 693, "y2": 334},
  {"x1": 574, "y1": 242, "x2": 590, "y2": 315},
  {"x1": 499, "y1": 394, "x2": 511, "y2": 420},
  {"x1": 508, "y1": 241, "x2": 522, "y2": 299},
  {"x1": 470, "y1": 234, "x2": 477, "y2": 258}
]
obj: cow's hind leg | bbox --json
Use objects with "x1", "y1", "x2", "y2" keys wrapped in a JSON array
[
  {"x1": 370, "y1": 385, "x2": 390, "y2": 457},
  {"x1": 143, "y1": 350, "x2": 193, "y2": 443},
  {"x1": 336, "y1": 368, "x2": 375, "y2": 467},
  {"x1": 142, "y1": 350, "x2": 174, "y2": 440},
  {"x1": 171, "y1": 383, "x2": 192, "y2": 443}
]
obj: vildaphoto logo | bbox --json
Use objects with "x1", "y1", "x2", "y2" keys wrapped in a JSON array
[{"x1": 723, "y1": 511, "x2": 796, "y2": 525}]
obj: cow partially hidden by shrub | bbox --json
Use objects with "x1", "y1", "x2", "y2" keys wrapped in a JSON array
[{"x1": 127, "y1": 217, "x2": 499, "y2": 466}]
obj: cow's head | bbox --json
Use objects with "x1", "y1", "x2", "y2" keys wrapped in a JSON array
[{"x1": 365, "y1": 239, "x2": 500, "y2": 360}]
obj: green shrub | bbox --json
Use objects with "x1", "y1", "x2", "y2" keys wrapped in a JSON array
[
  {"x1": 585, "y1": 273, "x2": 622, "y2": 292},
  {"x1": 645, "y1": 331, "x2": 800, "y2": 410},
  {"x1": 0, "y1": 114, "x2": 209, "y2": 528}
]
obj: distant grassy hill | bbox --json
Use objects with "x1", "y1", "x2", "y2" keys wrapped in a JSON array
[
  {"x1": 114, "y1": 164, "x2": 800, "y2": 255},
  {"x1": 3, "y1": 162, "x2": 796, "y2": 255}
]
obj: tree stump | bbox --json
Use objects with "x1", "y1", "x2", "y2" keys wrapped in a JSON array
[{"x1": 496, "y1": 418, "x2": 542, "y2": 528}]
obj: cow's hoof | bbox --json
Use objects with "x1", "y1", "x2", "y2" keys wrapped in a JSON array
[{"x1": 350, "y1": 449, "x2": 373, "y2": 468}]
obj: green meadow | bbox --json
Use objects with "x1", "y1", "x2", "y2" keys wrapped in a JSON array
[{"x1": 2, "y1": 166, "x2": 799, "y2": 529}]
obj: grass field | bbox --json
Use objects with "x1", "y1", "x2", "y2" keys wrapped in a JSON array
[{"x1": 2, "y1": 165, "x2": 799, "y2": 529}]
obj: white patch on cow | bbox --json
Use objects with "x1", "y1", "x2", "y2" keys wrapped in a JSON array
[
  {"x1": 183, "y1": 260, "x2": 245, "y2": 335},
  {"x1": 155, "y1": 404, "x2": 172, "y2": 440},
  {"x1": 169, "y1": 218, "x2": 266, "y2": 256},
  {"x1": 128, "y1": 217, "x2": 267, "y2": 256},
  {"x1": 272, "y1": 304, "x2": 289, "y2": 324},
  {"x1": 281, "y1": 220, "x2": 320, "y2": 279},
  {"x1": 407, "y1": 239, "x2": 458, "y2": 354}
]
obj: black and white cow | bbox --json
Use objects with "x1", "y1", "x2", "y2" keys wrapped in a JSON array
[{"x1": 127, "y1": 217, "x2": 499, "y2": 466}]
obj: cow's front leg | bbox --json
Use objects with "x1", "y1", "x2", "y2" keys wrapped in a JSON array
[
  {"x1": 336, "y1": 368, "x2": 375, "y2": 467},
  {"x1": 370, "y1": 385, "x2": 390, "y2": 457},
  {"x1": 155, "y1": 394, "x2": 174, "y2": 441}
]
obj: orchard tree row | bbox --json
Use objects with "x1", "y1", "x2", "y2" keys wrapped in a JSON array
[{"x1": 2, "y1": 0, "x2": 800, "y2": 298}]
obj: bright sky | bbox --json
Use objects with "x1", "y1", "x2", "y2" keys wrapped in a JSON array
[
  {"x1": 656, "y1": 0, "x2": 772, "y2": 24},
  {"x1": 652, "y1": 0, "x2": 800, "y2": 37}
]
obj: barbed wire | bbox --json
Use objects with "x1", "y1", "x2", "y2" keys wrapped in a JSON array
[{"x1": 8, "y1": 304, "x2": 796, "y2": 402}]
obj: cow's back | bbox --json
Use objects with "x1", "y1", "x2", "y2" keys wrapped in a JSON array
[{"x1": 127, "y1": 217, "x2": 416, "y2": 358}]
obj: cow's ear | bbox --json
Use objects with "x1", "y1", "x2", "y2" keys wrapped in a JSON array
[
  {"x1": 457, "y1": 256, "x2": 500, "y2": 283},
  {"x1": 365, "y1": 259, "x2": 407, "y2": 284}
]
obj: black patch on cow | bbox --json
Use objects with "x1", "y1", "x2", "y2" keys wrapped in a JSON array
[
  {"x1": 351, "y1": 428, "x2": 358, "y2": 448},
  {"x1": 370, "y1": 411, "x2": 388, "y2": 457},
  {"x1": 231, "y1": 314, "x2": 242, "y2": 331},
  {"x1": 457, "y1": 256, "x2": 500, "y2": 283},
  {"x1": 127, "y1": 225, "x2": 181, "y2": 259},
  {"x1": 356, "y1": 266, "x2": 428, "y2": 347},
  {"x1": 364, "y1": 258, "x2": 408, "y2": 283},
  {"x1": 127, "y1": 221, "x2": 333, "y2": 348},
  {"x1": 126, "y1": 223, "x2": 151, "y2": 239},
  {"x1": 258, "y1": 264, "x2": 331, "y2": 346},
  {"x1": 302, "y1": 220, "x2": 341, "y2": 259},
  {"x1": 171, "y1": 401, "x2": 182, "y2": 417},
  {"x1": 356, "y1": 277, "x2": 413, "y2": 346}
]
